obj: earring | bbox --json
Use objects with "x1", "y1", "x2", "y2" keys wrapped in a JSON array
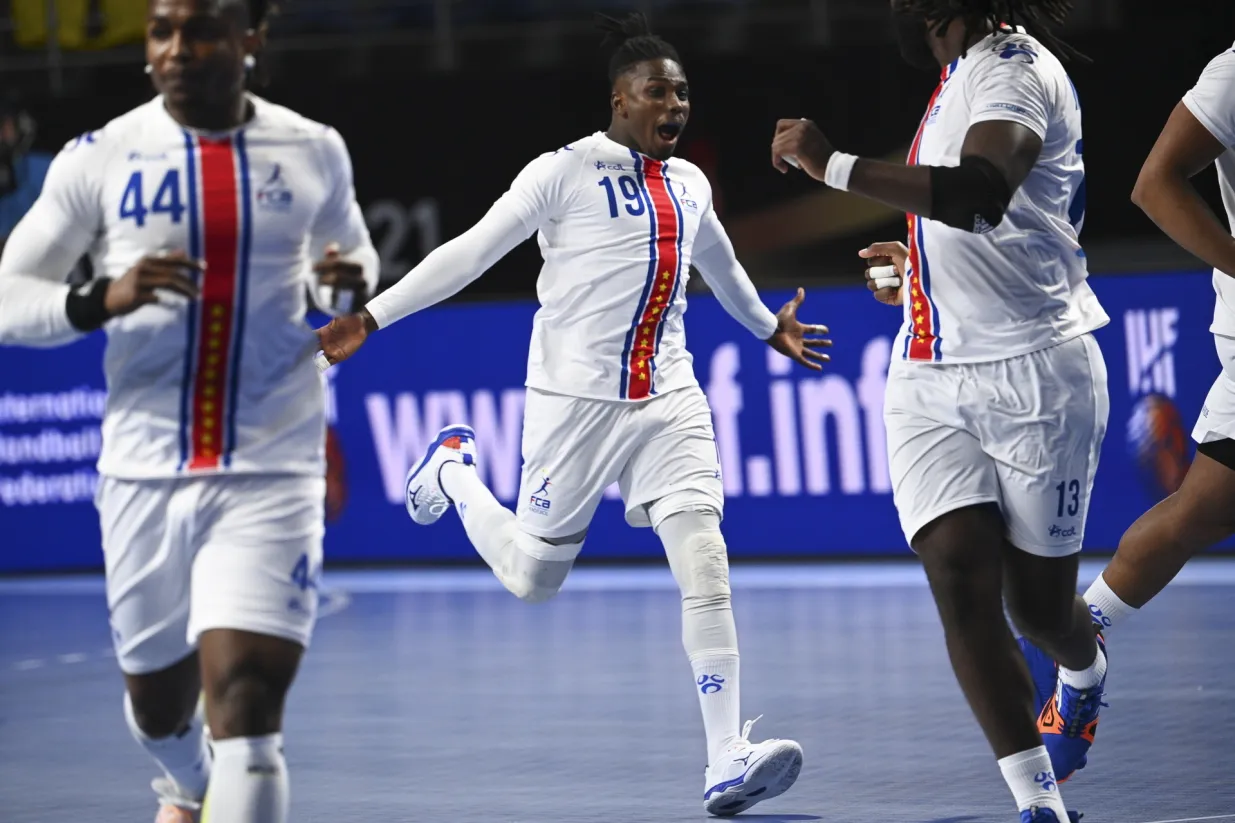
[
  {"x1": 243, "y1": 55, "x2": 256, "y2": 70},
  {"x1": 144, "y1": 64, "x2": 153, "y2": 75}
]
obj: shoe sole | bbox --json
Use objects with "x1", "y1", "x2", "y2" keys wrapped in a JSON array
[
  {"x1": 405, "y1": 424, "x2": 475, "y2": 525},
  {"x1": 704, "y1": 740, "x2": 803, "y2": 817}
]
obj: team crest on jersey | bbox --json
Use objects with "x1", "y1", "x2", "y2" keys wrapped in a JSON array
[
  {"x1": 672, "y1": 180, "x2": 698, "y2": 211},
  {"x1": 256, "y1": 163, "x2": 293, "y2": 212}
]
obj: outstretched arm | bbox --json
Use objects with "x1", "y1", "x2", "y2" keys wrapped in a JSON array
[
  {"x1": 362, "y1": 199, "x2": 533, "y2": 329},
  {"x1": 1132, "y1": 51, "x2": 1235, "y2": 278},
  {"x1": 315, "y1": 149, "x2": 570, "y2": 368},
  {"x1": 694, "y1": 209, "x2": 831, "y2": 371}
]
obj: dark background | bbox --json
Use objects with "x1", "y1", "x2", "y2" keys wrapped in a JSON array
[{"x1": 3, "y1": 0, "x2": 1232, "y2": 294}]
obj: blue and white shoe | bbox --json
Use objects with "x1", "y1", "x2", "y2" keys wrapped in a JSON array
[
  {"x1": 1020, "y1": 807, "x2": 1082, "y2": 822},
  {"x1": 1037, "y1": 635, "x2": 1107, "y2": 783},
  {"x1": 404, "y1": 425, "x2": 476, "y2": 525},
  {"x1": 702, "y1": 717, "x2": 803, "y2": 817}
]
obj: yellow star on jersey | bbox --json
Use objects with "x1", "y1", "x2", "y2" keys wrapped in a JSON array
[
  {"x1": 639, "y1": 372, "x2": 647, "y2": 380},
  {"x1": 659, "y1": 284, "x2": 668, "y2": 292},
  {"x1": 913, "y1": 301, "x2": 922, "y2": 311},
  {"x1": 652, "y1": 307, "x2": 660, "y2": 315},
  {"x1": 916, "y1": 314, "x2": 924, "y2": 325},
  {"x1": 662, "y1": 271, "x2": 671, "y2": 279},
  {"x1": 640, "y1": 338, "x2": 649, "y2": 347},
  {"x1": 212, "y1": 305, "x2": 224, "y2": 318}
]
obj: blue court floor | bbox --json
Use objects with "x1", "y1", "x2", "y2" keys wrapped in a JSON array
[{"x1": 2, "y1": 559, "x2": 1234, "y2": 822}]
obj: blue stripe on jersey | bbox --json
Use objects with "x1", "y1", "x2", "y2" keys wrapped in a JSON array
[
  {"x1": 618, "y1": 150, "x2": 661, "y2": 399},
  {"x1": 916, "y1": 218, "x2": 942, "y2": 361},
  {"x1": 650, "y1": 161, "x2": 688, "y2": 394},
  {"x1": 176, "y1": 131, "x2": 202, "y2": 471},
  {"x1": 223, "y1": 131, "x2": 254, "y2": 468}
]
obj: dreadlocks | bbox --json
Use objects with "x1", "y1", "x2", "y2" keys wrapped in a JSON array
[
  {"x1": 596, "y1": 11, "x2": 683, "y2": 86},
  {"x1": 897, "y1": 0, "x2": 1087, "y2": 62}
]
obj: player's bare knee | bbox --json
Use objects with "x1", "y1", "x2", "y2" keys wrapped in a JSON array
[
  {"x1": 207, "y1": 661, "x2": 292, "y2": 739},
  {"x1": 128, "y1": 692, "x2": 196, "y2": 739}
]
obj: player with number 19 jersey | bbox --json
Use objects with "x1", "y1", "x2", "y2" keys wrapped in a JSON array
[{"x1": 367, "y1": 130, "x2": 774, "y2": 401}]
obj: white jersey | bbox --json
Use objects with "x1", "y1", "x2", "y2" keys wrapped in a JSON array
[
  {"x1": 1182, "y1": 42, "x2": 1235, "y2": 337},
  {"x1": 901, "y1": 29, "x2": 1108, "y2": 364},
  {"x1": 367, "y1": 131, "x2": 777, "y2": 401},
  {"x1": 0, "y1": 95, "x2": 378, "y2": 479}
]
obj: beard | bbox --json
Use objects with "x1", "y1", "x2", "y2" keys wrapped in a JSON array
[{"x1": 892, "y1": 12, "x2": 941, "y2": 72}]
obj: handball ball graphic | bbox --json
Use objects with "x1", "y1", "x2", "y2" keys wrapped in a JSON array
[{"x1": 1126, "y1": 393, "x2": 1190, "y2": 499}]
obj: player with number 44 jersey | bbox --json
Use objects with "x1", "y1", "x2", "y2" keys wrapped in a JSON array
[
  {"x1": 317, "y1": 12, "x2": 828, "y2": 817},
  {"x1": 0, "y1": 2, "x2": 378, "y2": 821}
]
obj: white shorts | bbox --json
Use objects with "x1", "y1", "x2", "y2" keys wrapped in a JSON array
[
  {"x1": 515, "y1": 386, "x2": 724, "y2": 546},
  {"x1": 98, "y1": 473, "x2": 325, "y2": 675},
  {"x1": 884, "y1": 334, "x2": 1109, "y2": 557},
  {"x1": 1193, "y1": 334, "x2": 1235, "y2": 444}
]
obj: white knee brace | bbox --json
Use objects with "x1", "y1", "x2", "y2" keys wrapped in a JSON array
[
  {"x1": 499, "y1": 530, "x2": 581, "y2": 604},
  {"x1": 657, "y1": 511, "x2": 737, "y2": 657}
]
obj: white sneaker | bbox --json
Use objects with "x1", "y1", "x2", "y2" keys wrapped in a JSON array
[
  {"x1": 404, "y1": 425, "x2": 477, "y2": 525},
  {"x1": 151, "y1": 777, "x2": 201, "y2": 823},
  {"x1": 702, "y1": 717, "x2": 803, "y2": 817}
]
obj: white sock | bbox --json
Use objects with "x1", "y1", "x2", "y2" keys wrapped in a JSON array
[
  {"x1": 998, "y1": 746, "x2": 1068, "y2": 816},
  {"x1": 440, "y1": 462, "x2": 522, "y2": 577},
  {"x1": 203, "y1": 734, "x2": 288, "y2": 823},
  {"x1": 124, "y1": 692, "x2": 211, "y2": 801},
  {"x1": 1059, "y1": 640, "x2": 1107, "y2": 691},
  {"x1": 692, "y1": 652, "x2": 742, "y2": 765},
  {"x1": 1084, "y1": 572, "x2": 1138, "y2": 633}
]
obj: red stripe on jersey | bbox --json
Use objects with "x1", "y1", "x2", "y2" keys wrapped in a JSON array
[
  {"x1": 188, "y1": 137, "x2": 241, "y2": 470},
  {"x1": 904, "y1": 74, "x2": 947, "y2": 362},
  {"x1": 625, "y1": 159, "x2": 682, "y2": 401}
]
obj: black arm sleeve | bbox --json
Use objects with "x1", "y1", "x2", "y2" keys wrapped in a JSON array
[{"x1": 928, "y1": 155, "x2": 1013, "y2": 234}]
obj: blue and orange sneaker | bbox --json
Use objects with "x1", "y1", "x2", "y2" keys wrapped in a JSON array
[
  {"x1": 1036, "y1": 635, "x2": 1107, "y2": 782},
  {"x1": 1018, "y1": 635, "x2": 1059, "y2": 717},
  {"x1": 1020, "y1": 809, "x2": 1082, "y2": 823}
]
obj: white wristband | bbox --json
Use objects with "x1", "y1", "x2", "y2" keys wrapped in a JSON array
[{"x1": 824, "y1": 151, "x2": 858, "y2": 191}]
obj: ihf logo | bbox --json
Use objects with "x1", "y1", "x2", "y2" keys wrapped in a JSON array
[
  {"x1": 698, "y1": 674, "x2": 725, "y2": 695},
  {"x1": 1124, "y1": 308, "x2": 1188, "y2": 499}
]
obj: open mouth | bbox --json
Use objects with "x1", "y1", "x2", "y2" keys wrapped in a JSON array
[{"x1": 657, "y1": 122, "x2": 684, "y2": 141}]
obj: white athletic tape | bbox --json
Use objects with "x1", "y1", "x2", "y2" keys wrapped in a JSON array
[
  {"x1": 784, "y1": 155, "x2": 800, "y2": 169},
  {"x1": 867, "y1": 264, "x2": 902, "y2": 290},
  {"x1": 314, "y1": 351, "x2": 331, "y2": 373}
]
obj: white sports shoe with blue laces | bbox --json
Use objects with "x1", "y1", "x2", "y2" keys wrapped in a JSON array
[
  {"x1": 404, "y1": 425, "x2": 477, "y2": 525},
  {"x1": 702, "y1": 717, "x2": 803, "y2": 817}
]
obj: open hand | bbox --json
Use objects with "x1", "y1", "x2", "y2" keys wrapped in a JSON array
[
  {"x1": 315, "y1": 309, "x2": 376, "y2": 371},
  {"x1": 766, "y1": 288, "x2": 831, "y2": 371}
]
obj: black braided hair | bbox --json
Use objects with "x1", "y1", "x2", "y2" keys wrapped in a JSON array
[
  {"x1": 897, "y1": 0, "x2": 1087, "y2": 62},
  {"x1": 596, "y1": 11, "x2": 683, "y2": 86}
]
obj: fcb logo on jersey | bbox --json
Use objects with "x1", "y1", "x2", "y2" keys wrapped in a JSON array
[{"x1": 256, "y1": 163, "x2": 293, "y2": 212}]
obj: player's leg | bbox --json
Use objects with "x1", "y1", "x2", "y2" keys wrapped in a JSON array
[
  {"x1": 411, "y1": 390, "x2": 629, "y2": 602},
  {"x1": 887, "y1": 363, "x2": 1072, "y2": 821},
  {"x1": 1087, "y1": 344, "x2": 1235, "y2": 633},
  {"x1": 988, "y1": 334, "x2": 1108, "y2": 787},
  {"x1": 188, "y1": 475, "x2": 325, "y2": 823},
  {"x1": 1094, "y1": 444, "x2": 1235, "y2": 623},
  {"x1": 100, "y1": 476, "x2": 213, "y2": 820},
  {"x1": 624, "y1": 387, "x2": 801, "y2": 816}
]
